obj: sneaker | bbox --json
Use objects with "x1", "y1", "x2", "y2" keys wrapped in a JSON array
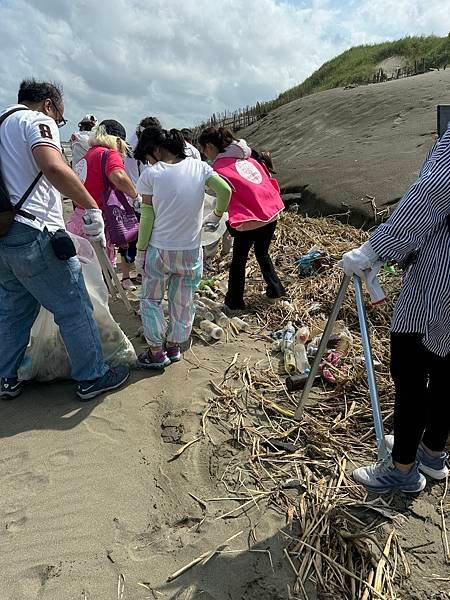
[
  {"x1": 385, "y1": 435, "x2": 449, "y2": 481},
  {"x1": 121, "y1": 278, "x2": 137, "y2": 291},
  {"x1": 76, "y1": 365, "x2": 130, "y2": 401},
  {"x1": 352, "y1": 456, "x2": 426, "y2": 493},
  {"x1": 166, "y1": 344, "x2": 182, "y2": 363},
  {"x1": 0, "y1": 377, "x2": 23, "y2": 400},
  {"x1": 137, "y1": 349, "x2": 170, "y2": 370}
]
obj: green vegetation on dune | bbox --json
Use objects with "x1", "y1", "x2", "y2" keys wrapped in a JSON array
[
  {"x1": 197, "y1": 35, "x2": 450, "y2": 131},
  {"x1": 276, "y1": 35, "x2": 450, "y2": 104}
]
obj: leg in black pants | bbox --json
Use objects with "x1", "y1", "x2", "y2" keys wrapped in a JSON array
[
  {"x1": 225, "y1": 221, "x2": 285, "y2": 309},
  {"x1": 391, "y1": 332, "x2": 450, "y2": 465},
  {"x1": 225, "y1": 231, "x2": 253, "y2": 309},
  {"x1": 253, "y1": 221, "x2": 286, "y2": 299}
]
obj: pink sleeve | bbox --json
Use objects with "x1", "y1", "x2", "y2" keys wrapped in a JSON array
[{"x1": 105, "y1": 150, "x2": 124, "y2": 175}]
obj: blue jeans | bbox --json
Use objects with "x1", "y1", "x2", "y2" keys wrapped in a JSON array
[{"x1": 0, "y1": 222, "x2": 108, "y2": 381}]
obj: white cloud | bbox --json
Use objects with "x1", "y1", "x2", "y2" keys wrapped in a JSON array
[{"x1": 0, "y1": 0, "x2": 448, "y2": 139}]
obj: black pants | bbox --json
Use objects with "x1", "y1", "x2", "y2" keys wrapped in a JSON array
[
  {"x1": 391, "y1": 333, "x2": 450, "y2": 464},
  {"x1": 225, "y1": 221, "x2": 285, "y2": 309}
]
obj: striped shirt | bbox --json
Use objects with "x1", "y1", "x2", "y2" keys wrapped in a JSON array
[{"x1": 370, "y1": 129, "x2": 450, "y2": 357}]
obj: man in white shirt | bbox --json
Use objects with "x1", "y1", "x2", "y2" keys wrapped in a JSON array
[
  {"x1": 69, "y1": 114, "x2": 98, "y2": 166},
  {"x1": 0, "y1": 79, "x2": 129, "y2": 401}
]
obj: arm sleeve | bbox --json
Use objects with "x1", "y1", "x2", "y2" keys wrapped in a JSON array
[
  {"x1": 206, "y1": 174, "x2": 232, "y2": 215},
  {"x1": 370, "y1": 140, "x2": 450, "y2": 261},
  {"x1": 26, "y1": 115, "x2": 61, "y2": 152},
  {"x1": 137, "y1": 204, "x2": 155, "y2": 251},
  {"x1": 105, "y1": 149, "x2": 125, "y2": 176}
]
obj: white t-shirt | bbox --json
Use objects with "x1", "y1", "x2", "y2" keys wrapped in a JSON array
[
  {"x1": 184, "y1": 142, "x2": 201, "y2": 160},
  {"x1": 136, "y1": 157, "x2": 213, "y2": 250},
  {"x1": 70, "y1": 130, "x2": 90, "y2": 166},
  {"x1": 0, "y1": 104, "x2": 64, "y2": 232}
]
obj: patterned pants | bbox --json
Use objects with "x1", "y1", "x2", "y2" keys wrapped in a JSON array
[{"x1": 140, "y1": 245, "x2": 202, "y2": 346}]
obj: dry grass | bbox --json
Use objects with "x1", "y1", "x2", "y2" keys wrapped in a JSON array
[{"x1": 200, "y1": 214, "x2": 418, "y2": 599}]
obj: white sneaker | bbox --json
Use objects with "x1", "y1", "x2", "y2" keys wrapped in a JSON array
[{"x1": 353, "y1": 456, "x2": 426, "y2": 494}]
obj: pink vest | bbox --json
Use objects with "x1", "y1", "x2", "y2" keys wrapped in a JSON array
[{"x1": 213, "y1": 157, "x2": 284, "y2": 231}]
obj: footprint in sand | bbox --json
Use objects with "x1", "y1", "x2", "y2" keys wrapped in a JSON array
[
  {"x1": 0, "y1": 472, "x2": 49, "y2": 508},
  {"x1": 84, "y1": 415, "x2": 126, "y2": 442},
  {"x1": 8, "y1": 564, "x2": 59, "y2": 599},
  {"x1": 0, "y1": 507, "x2": 28, "y2": 537},
  {"x1": 48, "y1": 449, "x2": 74, "y2": 467},
  {"x1": 0, "y1": 451, "x2": 29, "y2": 477},
  {"x1": 113, "y1": 517, "x2": 164, "y2": 562}
]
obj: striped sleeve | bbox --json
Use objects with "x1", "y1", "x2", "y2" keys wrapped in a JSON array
[
  {"x1": 370, "y1": 133, "x2": 450, "y2": 261},
  {"x1": 26, "y1": 114, "x2": 61, "y2": 153}
]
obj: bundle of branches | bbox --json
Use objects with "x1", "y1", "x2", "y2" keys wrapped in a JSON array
[{"x1": 206, "y1": 215, "x2": 415, "y2": 598}]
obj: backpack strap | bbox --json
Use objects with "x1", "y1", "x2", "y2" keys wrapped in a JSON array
[
  {"x1": 100, "y1": 149, "x2": 111, "y2": 207},
  {"x1": 0, "y1": 107, "x2": 42, "y2": 220}
]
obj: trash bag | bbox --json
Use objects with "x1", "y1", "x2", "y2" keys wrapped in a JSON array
[{"x1": 18, "y1": 234, "x2": 136, "y2": 381}]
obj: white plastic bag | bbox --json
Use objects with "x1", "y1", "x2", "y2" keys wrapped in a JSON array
[{"x1": 18, "y1": 234, "x2": 136, "y2": 381}]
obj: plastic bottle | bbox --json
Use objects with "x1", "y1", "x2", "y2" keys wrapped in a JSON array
[
  {"x1": 286, "y1": 373, "x2": 309, "y2": 391},
  {"x1": 281, "y1": 321, "x2": 296, "y2": 351},
  {"x1": 195, "y1": 306, "x2": 215, "y2": 322},
  {"x1": 200, "y1": 320, "x2": 225, "y2": 340},
  {"x1": 211, "y1": 309, "x2": 230, "y2": 328},
  {"x1": 202, "y1": 285, "x2": 219, "y2": 300},
  {"x1": 200, "y1": 297, "x2": 223, "y2": 310},
  {"x1": 294, "y1": 343, "x2": 310, "y2": 374},
  {"x1": 284, "y1": 348, "x2": 297, "y2": 375},
  {"x1": 231, "y1": 316, "x2": 250, "y2": 332},
  {"x1": 296, "y1": 326, "x2": 310, "y2": 344}
]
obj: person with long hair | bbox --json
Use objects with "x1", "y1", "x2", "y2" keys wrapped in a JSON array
[
  {"x1": 68, "y1": 119, "x2": 140, "y2": 289},
  {"x1": 134, "y1": 127, "x2": 232, "y2": 369},
  {"x1": 198, "y1": 126, "x2": 286, "y2": 310}
]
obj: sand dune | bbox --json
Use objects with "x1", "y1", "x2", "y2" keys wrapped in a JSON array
[{"x1": 243, "y1": 69, "x2": 450, "y2": 225}]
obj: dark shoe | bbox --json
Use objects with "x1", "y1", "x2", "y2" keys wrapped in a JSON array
[
  {"x1": 0, "y1": 377, "x2": 23, "y2": 400},
  {"x1": 76, "y1": 366, "x2": 130, "y2": 401},
  {"x1": 224, "y1": 299, "x2": 247, "y2": 311},
  {"x1": 137, "y1": 349, "x2": 170, "y2": 370},
  {"x1": 166, "y1": 345, "x2": 182, "y2": 363}
]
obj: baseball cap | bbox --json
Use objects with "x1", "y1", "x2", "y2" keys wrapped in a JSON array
[
  {"x1": 79, "y1": 114, "x2": 98, "y2": 125},
  {"x1": 100, "y1": 119, "x2": 127, "y2": 141}
]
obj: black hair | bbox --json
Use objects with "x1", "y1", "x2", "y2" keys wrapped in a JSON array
[
  {"x1": 17, "y1": 79, "x2": 63, "y2": 109},
  {"x1": 181, "y1": 128, "x2": 193, "y2": 143},
  {"x1": 137, "y1": 116, "x2": 162, "y2": 136},
  {"x1": 198, "y1": 126, "x2": 236, "y2": 153},
  {"x1": 251, "y1": 148, "x2": 277, "y2": 174},
  {"x1": 134, "y1": 127, "x2": 186, "y2": 162},
  {"x1": 79, "y1": 122, "x2": 96, "y2": 132}
]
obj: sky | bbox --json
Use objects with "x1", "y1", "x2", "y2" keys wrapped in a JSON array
[{"x1": 0, "y1": 0, "x2": 449, "y2": 140}]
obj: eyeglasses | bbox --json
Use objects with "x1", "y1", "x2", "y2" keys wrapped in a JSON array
[{"x1": 49, "y1": 99, "x2": 68, "y2": 129}]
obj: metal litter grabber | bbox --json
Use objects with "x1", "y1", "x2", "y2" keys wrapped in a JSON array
[
  {"x1": 91, "y1": 240, "x2": 133, "y2": 313},
  {"x1": 294, "y1": 275, "x2": 388, "y2": 460}
]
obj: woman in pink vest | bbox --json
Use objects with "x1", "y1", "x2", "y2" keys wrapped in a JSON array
[{"x1": 199, "y1": 127, "x2": 285, "y2": 310}]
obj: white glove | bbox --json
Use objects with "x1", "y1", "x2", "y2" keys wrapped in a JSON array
[
  {"x1": 202, "y1": 210, "x2": 222, "y2": 232},
  {"x1": 83, "y1": 209, "x2": 106, "y2": 247},
  {"x1": 338, "y1": 241, "x2": 379, "y2": 278},
  {"x1": 133, "y1": 194, "x2": 142, "y2": 213},
  {"x1": 362, "y1": 261, "x2": 386, "y2": 304},
  {"x1": 135, "y1": 250, "x2": 146, "y2": 276}
]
